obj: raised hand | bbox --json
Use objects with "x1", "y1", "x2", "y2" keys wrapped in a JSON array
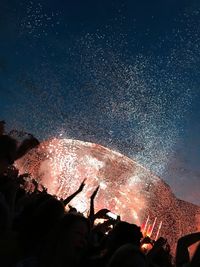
[
  {"x1": 176, "y1": 232, "x2": 200, "y2": 267},
  {"x1": 90, "y1": 185, "x2": 100, "y2": 200},
  {"x1": 77, "y1": 178, "x2": 86, "y2": 192},
  {"x1": 89, "y1": 185, "x2": 100, "y2": 225},
  {"x1": 63, "y1": 179, "x2": 87, "y2": 205},
  {"x1": 94, "y1": 208, "x2": 110, "y2": 219}
]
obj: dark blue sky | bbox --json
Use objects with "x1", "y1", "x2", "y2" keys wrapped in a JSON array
[{"x1": 0, "y1": 0, "x2": 200, "y2": 204}]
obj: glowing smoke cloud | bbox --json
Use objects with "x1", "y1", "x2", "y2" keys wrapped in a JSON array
[
  {"x1": 16, "y1": 138, "x2": 200, "y2": 254},
  {"x1": 17, "y1": 138, "x2": 149, "y2": 224}
]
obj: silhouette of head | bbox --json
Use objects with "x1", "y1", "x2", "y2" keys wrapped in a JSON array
[
  {"x1": 107, "y1": 221, "x2": 143, "y2": 252},
  {"x1": 0, "y1": 135, "x2": 17, "y2": 174},
  {"x1": 108, "y1": 244, "x2": 147, "y2": 267},
  {"x1": 40, "y1": 213, "x2": 90, "y2": 267}
]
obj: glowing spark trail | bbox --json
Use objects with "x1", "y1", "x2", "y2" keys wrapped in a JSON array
[
  {"x1": 142, "y1": 215, "x2": 149, "y2": 235},
  {"x1": 149, "y1": 217, "x2": 157, "y2": 238},
  {"x1": 155, "y1": 221, "x2": 163, "y2": 241}
]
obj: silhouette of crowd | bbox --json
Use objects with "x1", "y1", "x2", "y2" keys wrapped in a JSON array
[{"x1": 0, "y1": 120, "x2": 200, "y2": 267}]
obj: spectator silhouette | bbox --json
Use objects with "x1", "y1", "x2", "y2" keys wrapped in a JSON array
[
  {"x1": 176, "y1": 232, "x2": 200, "y2": 267},
  {"x1": 88, "y1": 221, "x2": 143, "y2": 267},
  {"x1": 39, "y1": 213, "x2": 90, "y2": 267},
  {"x1": 18, "y1": 195, "x2": 65, "y2": 258},
  {"x1": 1, "y1": 121, "x2": 200, "y2": 267},
  {"x1": 108, "y1": 243, "x2": 147, "y2": 267},
  {"x1": 0, "y1": 135, "x2": 17, "y2": 174}
]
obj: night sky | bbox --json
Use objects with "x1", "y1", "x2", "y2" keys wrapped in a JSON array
[{"x1": 0, "y1": 0, "x2": 200, "y2": 205}]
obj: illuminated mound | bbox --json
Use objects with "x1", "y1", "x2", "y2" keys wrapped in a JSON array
[{"x1": 16, "y1": 138, "x2": 200, "y2": 251}]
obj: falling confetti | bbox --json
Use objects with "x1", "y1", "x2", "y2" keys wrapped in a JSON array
[{"x1": 2, "y1": 1, "x2": 200, "y2": 206}]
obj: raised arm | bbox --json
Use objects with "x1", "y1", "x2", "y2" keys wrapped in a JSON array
[
  {"x1": 63, "y1": 179, "x2": 86, "y2": 206},
  {"x1": 191, "y1": 242, "x2": 200, "y2": 267},
  {"x1": 176, "y1": 232, "x2": 200, "y2": 267},
  {"x1": 88, "y1": 185, "x2": 100, "y2": 225},
  {"x1": 94, "y1": 208, "x2": 110, "y2": 220}
]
